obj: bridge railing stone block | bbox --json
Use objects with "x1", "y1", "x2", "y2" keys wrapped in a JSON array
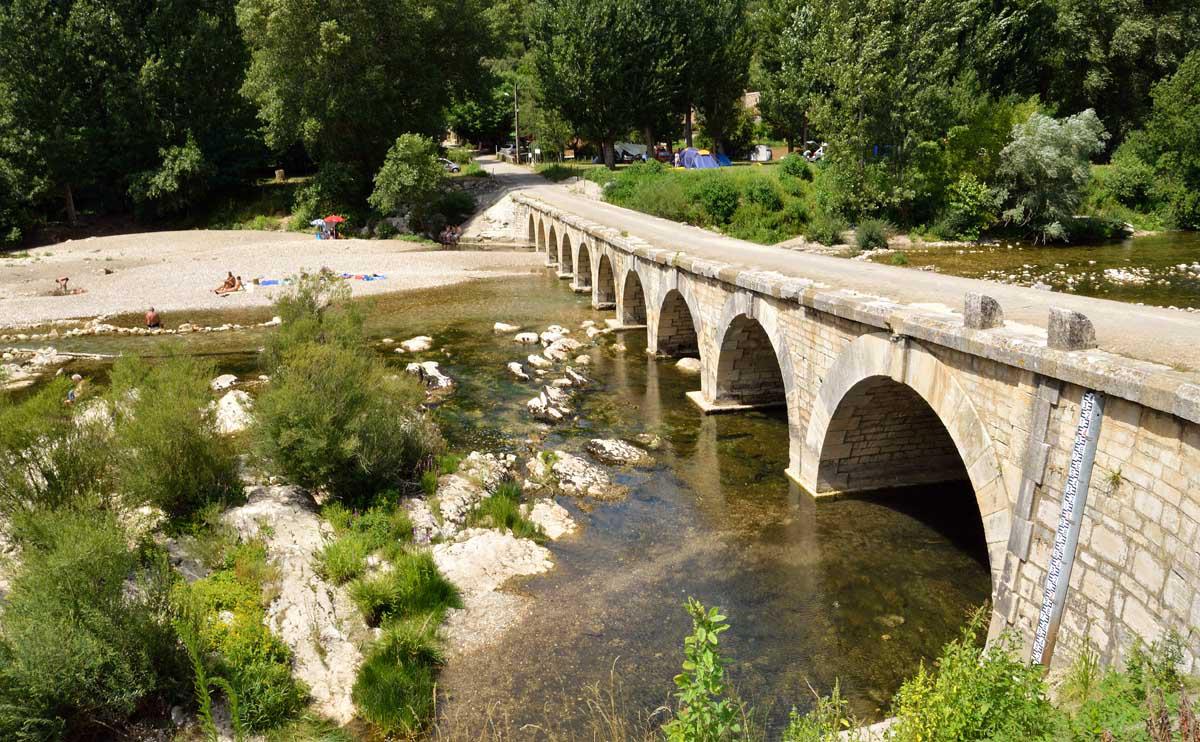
[
  {"x1": 1047, "y1": 307, "x2": 1097, "y2": 351},
  {"x1": 965, "y1": 292, "x2": 1004, "y2": 330}
]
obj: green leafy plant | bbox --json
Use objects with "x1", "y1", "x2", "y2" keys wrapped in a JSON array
[
  {"x1": 943, "y1": 173, "x2": 1001, "y2": 240},
  {"x1": 744, "y1": 179, "x2": 783, "y2": 211},
  {"x1": 662, "y1": 598, "x2": 746, "y2": 742},
  {"x1": 368, "y1": 134, "x2": 446, "y2": 215},
  {"x1": 261, "y1": 274, "x2": 365, "y2": 372},
  {"x1": 779, "y1": 155, "x2": 812, "y2": 181},
  {"x1": 316, "y1": 503, "x2": 413, "y2": 584},
  {"x1": 890, "y1": 252, "x2": 909, "y2": 265},
  {"x1": 691, "y1": 177, "x2": 741, "y2": 225},
  {"x1": 807, "y1": 213, "x2": 848, "y2": 246},
  {"x1": 782, "y1": 682, "x2": 854, "y2": 741}
]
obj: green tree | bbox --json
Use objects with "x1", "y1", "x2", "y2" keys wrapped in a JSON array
[
  {"x1": 237, "y1": 0, "x2": 490, "y2": 205},
  {"x1": 754, "y1": 0, "x2": 821, "y2": 151},
  {"x1": 998, "y1": 108, "x2": 1108, "y2": 240},
  {"x1": 684, "y1": 0, "x2": 752, "y2": 154},
  {"x1": 532, "y1": 0, "x2": 679, "y2": 168},
  {"x1": 368, "y1": 135, "x2": 447, "y2": 216},
  {"x1": 1142, "y1": 50, "x2": 1200, "y2": 227}
]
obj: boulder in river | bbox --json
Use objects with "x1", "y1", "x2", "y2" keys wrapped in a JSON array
[
  {"x1": 514, "y1": 332, "x2": 540, "y2": 344},
  {"x1": 586, "y1": 438, "x2": 653, "y2": 466},
  {"x1": 399, "y1": 335, "x2": 433, "y2": 353},
  {"x1": 527, "y1": 451, "x2": 625, "y2": 501},
  {"x1": 526, "y1": 500, "x2": 577, "y2": 540},
  {"x1": 543, "y1": 337, "x2": 583, "y2": 362},
  {"x1": 210, "y1": 373, "x2": 238, "y2": 391},
  {"x1": 527, "y1": 354, "x2": 553, "y2": 369},
  {"x1": 405, "y1": 360, "x2": 453, "y2": 390},
  {"x1": 675, "y1": 357, "x2": 701, "y2": 374},
  {"x1": 507, "y1": 361, "x2": 529, "y2": 380},
  {"x1": 213, "y1": 390, "x2": 253, "y2": 435},
  {"x1": 493, "y1": 322, "x2": 521, "y2": 333}
]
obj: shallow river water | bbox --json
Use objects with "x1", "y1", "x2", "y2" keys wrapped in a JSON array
[
  {"x1": 870, "y1": 232, "x2": 1200, "y2": 309},
  {"x1": 14, "y1": 268, "x2": 992, "y2": 737}
]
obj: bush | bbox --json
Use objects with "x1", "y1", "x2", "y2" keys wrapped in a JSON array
[
  {"x1": 779, "y1": 154, "x2": 811, "y2": 180},
  {"x1": 943, "y1": 173, "x2": 1001, "y2": 240},
  {"x1": 807, "y1": 213, "x2": 848, "y2": 245},
  {"x1": 854, "y1": 218, "x2": 892, "y2": 250},
  {"x1": 463, "y1": 162, "x2": 490, "y2": 178},
  {"x1": 261, "y1": 273, "x2": 365, "y2": 372},
  {"x1": 467, "y1": 480, "x2": 545, "y2": 543},
  {"x1": 445, "y1": 147, "x2": 475, "y2": 165},
  {"x1": 0, "y1": 511, "x2": 184, "y2": 740},
  {"x1": 348, "y1": 549, "x2": 461, "y2": 626},
  {"x1": 888, "y1": 611, "x2": 1058, "y2": 741},
  {"x1": 352, "y1": 616, "x2": 444, "y2": 737},
  {"x1": 255, "y1": 341, "x2": 442, "y2": 502},
  {"x1": 289, "y1": 162, "x2": 364, "y2": 228},
  {"x1": 108, "y1": 355, "x2": 241, "y2": 518},
  {"x1": 0, "y1": 376, "x2": 112, "y2": 527},
  {"x1": 744, "y1": 178, "x2": 783, "y2": 211},
  {"x1": 368, "y1": 134, "x2": 446, "y2": 215},
  {"x1": 432, "y1": 189, "x2": 476, "y2": 225},
  {"x1": 690, "y1": 176, "x2": 740, "y2": 224},
  {"x1": 782, "y1": 683, "x2": 854, "y2": 742},
  {"x1": 1104, "y1": 148, "x2": 1157, "y2": 209}
]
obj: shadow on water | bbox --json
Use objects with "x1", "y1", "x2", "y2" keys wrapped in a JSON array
[{"x1": 6, "y1": 271, "x2": 992, "y2": 736}]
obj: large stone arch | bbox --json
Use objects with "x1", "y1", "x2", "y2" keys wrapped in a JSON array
[
  {"x1": 595, "y1": 253, "x2": 617, "y2": 309},
  {"x1": 799, "y1": 332, "x2": 1010, "y2": 587},
  {"x1": 537, "y1": 218, "x2": 547, "y2": 252},
  {"x1": 653, "y1": 283, "x2": 702, "y2": 358},
  {"x1": 527, "y1": 214, "x2": 536, "y2": 249},
  {"x1": 573, "y1": 240, "x2": 593, "y2": 292},
  {"x1": 619, "y1": 267, "x2": 648, "y2": 326},
  {"x1": 559, "y1": 231, "x2": 574, "y2": 276},
  {"x1": 548, "y1": 224, "x2": 559, "y2": 263},
  {"x1": 704, "y1": 292, "x2": 804, "y2": 473}
]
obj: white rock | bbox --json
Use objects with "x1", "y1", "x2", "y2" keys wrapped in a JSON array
[
  {"x1": 399, "y1": 335, "x2": 433, "y2": 353},
  {"x1": 675, "y1": 357, "x2": 701, "y2": 374},
  {"x1": 546, "y1": 324, "x2": 570, "y2": 335},
  {"x1": 213, "y1": 390, "x2": 253, "y2": 435},
  {"x1": 527, "y1": 354, "x2": 553, "y2": 369},
  {"x1": 507, "y1": 361, "x2": 529, "y2": 380},
  {"x1": 210, "y1": 374, "x2": 238, "y2": 391},
  {"x1": 493, "y1": 322, "x2": 521, "y2": 333},
  {"x1": 586, "y1": 438, "x2": 652, "y2": 466},
  {"x1": 573, "y1": 354, "x2": 591, "y2": 365},
  {"x1": 539, "y1": 330, "x2": 565, "y2": 346},
  {"x1": 514, "y1": 332, "x2": 540, "y2": 344},
  {"x1": 527, "y1": 500, "x2": 577, "y2": 540},
  {"x1": 550, "y1": 452, "x2": 623, "y2": 500},
  {"x1": 381, "y1": 338, "x2": 394, "y2": 344},
  {"x1": 543, "y1": 337, "x2": 583, "y2": 362},
  {"x1": 405, "y1": 360, "x2": 453, "y2": 390},
  {"x1": 263, "y1": 316, "x2": 282, "y2": 327}
]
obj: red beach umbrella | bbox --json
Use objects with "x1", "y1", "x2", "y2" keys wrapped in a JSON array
[{"x1": 324, "y1": 215, "x2": 346, "y2": 223}]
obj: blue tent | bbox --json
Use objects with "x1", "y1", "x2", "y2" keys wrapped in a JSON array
[
  {"x1": 680, "y1": 147, "x2": 725, "y2": 169},
  {"x1": 693, "y1": 152, "x2": 720, "y2": 168},
  {"x1": 714, "y1": 152, "x2": 733, "y2": 167}
]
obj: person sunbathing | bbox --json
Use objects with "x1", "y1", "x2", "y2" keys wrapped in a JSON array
[{"x1": 213, "y1": 272, "x2": 237, "y2": 295}]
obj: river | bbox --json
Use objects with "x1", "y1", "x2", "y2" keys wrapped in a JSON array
[
  {"x1": 8, "y1": 269, "x2": 992, "y2": 737},
  {"x1": 870, "y1": 232, "x2": 1200, "y2": 310}
]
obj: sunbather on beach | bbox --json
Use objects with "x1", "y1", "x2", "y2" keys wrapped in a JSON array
[{"x1": 214, "y1": 272, "x2": 237, "y2": 295}]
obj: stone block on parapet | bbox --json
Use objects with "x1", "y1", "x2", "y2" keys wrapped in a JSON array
[
  {"x1": 1047, "y1": 307, "x2": 1097, "y2": 351},
  {"x1": 965, "y1": 292, "x2": 1005, "y2": 330}
]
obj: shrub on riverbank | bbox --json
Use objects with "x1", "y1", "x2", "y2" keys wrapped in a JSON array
[
  {"x1": 262, "y1": 274, "x2": 365, "y2": 371},
  {"x1": 254, "y1": 342, "x2": 442, "y2": 502},
  {"x1": 0, "y1": 512, "x2": 184, "y2": 739},
  {"x1": 855, "y1": 218, "x2": 892, "y2": 250},
  {"x1": 0, "y1": 376, "x2": 112, "y2": 528},
  {"x1": 108, "y1": 355, "x2": 241, "y2": 518}
]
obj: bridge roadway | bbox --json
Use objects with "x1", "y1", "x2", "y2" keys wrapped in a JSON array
[{"x1": 522, "y1": 179, "x2": 1200, "y2": 374}]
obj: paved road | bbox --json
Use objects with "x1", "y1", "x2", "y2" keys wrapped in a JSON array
[{"x1": 483, "y1": 158, "x2": 1200, "y2": 374}]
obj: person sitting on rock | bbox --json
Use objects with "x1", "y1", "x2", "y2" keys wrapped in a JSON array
[
  {"x1": 145, "y1": 307, "x2": 161, "y2": 328},
  {"x1": 213, "y1": 272, "x2": 237, "y2": 295}
]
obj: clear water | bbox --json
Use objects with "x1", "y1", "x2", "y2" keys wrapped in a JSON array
[
  {"x1": 871, "y1": 232, "x2": 1200, "y2": 309},
  {"x1": 7, "y1": 271, "x2": 991, "y2": 735}
]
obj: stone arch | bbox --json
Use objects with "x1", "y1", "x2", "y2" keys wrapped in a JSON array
[
  {"x1": 574, "y1": 240, "x2": 593, "y2": 291},
  {"x1": 537, "y1": 218, "x2": 546, "y2": 252},
  {"x1": 713, "y1": 314, "x2": 787, "y2": 407},
  {"x1": 655, "y1": 287, "x2": 701, "y2": 357},
  {"x1": 527, "y1": 213, "x2": 536, "y2": 248},
  {"x1": 559, "y1": 231, "x2": 574, "y2": 275},
  {"x1": 595, "y1": 253, "x2": 617, "y2": 308},
  {"x1": 620, "y1": 268, "x2": 647, "y2": 325},
  {"x1": 548, "y1": 224, "x2": 559, "y2": 263},
  {"x1": 799, "y1": 332, "x2": 1010, "y2": 582}
]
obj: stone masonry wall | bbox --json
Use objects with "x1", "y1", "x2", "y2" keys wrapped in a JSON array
[
  {"x1": 656, "y1": 290, "x2": 699, "y2": 357},
  {"x1": 715, "y1": 315, "x2": 787, "y2": 406}
]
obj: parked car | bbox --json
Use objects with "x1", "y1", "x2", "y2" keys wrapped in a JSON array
[
  {"x1": 438, "y1": 157, "x2": 461, "y2": 173},
  {"x1": 653, "y1": 146, "x2": 673, "y2": 163}
]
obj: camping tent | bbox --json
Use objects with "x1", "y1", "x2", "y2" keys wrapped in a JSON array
[
  {"x1": 680, "y1": 147, "x2": 722, "y2": 169},
  {"x1": 614, "y1": 142, "x2": 648, "y2": 160}
]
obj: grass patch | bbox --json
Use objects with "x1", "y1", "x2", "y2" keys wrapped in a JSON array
[
  {"x1": 316, "y1": 501, "x2": 414, "y2": 585},
  {"x1": 352, "y1": 615, "x2": 444, "y2": 737},
  {"x1": 467, "y1": 480, "x2": 546, "y2": 543},
  {"x1": 463, "y1": 162, "x2": 490, "y2": 178},
  {"x1": 348, "y1": 549, "x2": 461, "y2": 626}
]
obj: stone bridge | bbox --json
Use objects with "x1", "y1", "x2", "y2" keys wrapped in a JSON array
[{"x1": 512, "y1": 191, "x2": 1200, "y2": 673}]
